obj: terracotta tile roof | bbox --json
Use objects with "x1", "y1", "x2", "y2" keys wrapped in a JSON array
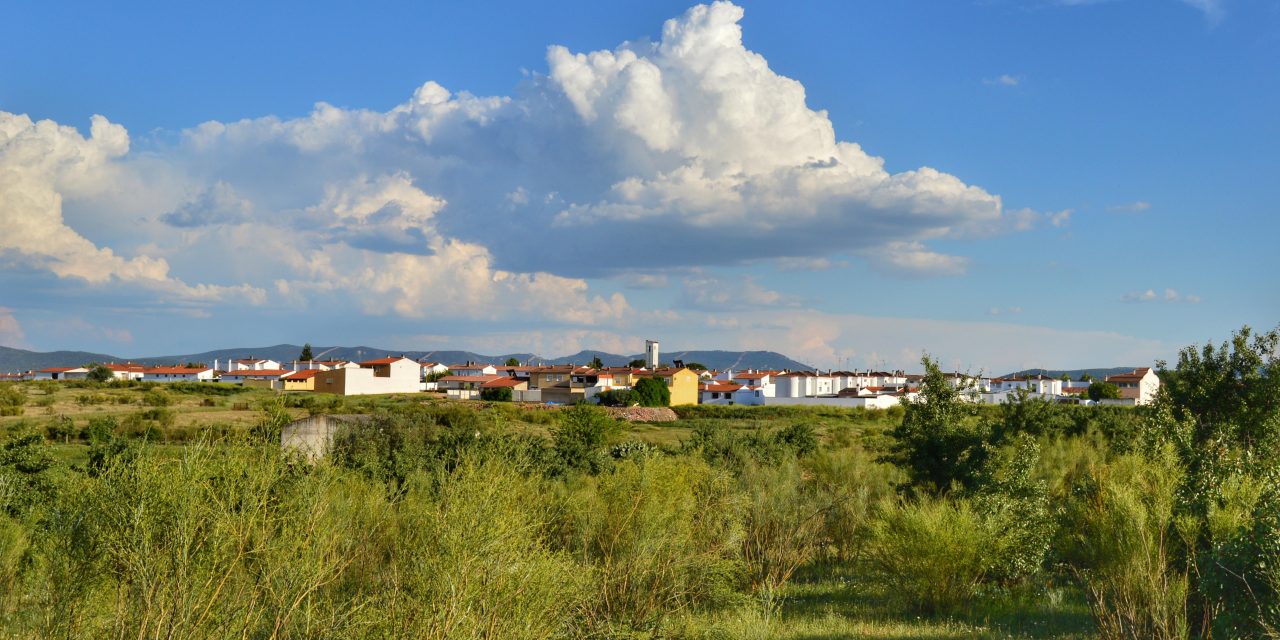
[
  {"x1": 284, "y1": 369, "x2": 321, "y2": 380},
  {"x1": 701, "y1": 383, "x2": 743, "y2": 393},
  {"x1": 480, "y1": 377, "x2": 525, "y2": 388},
  {"x1": 145, "y1": 366, "x2": 211, "y2": 374},
  {"x1": 221, "y1": 369, "x2": 291, "y2": 377},
  {"x1": 358, "y1": 357, "x2": 412, "y2": 366},
  {"x1": 439, "y1": 375, "x2": 503, "y2": 383}
]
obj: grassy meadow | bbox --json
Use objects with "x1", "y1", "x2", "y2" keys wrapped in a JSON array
[{"x1": 0, "y1": 326, "x2": 1277, "y2": 639}]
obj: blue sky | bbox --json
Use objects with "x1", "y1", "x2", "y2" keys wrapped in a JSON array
[{"x1": 1, "y1": 0, "x2": 1276, "y2": 372}]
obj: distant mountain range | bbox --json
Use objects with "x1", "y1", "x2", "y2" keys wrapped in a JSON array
[
  {"x1": 1001, "y1": 367, "x2": 1143, "y2": 381},
  {"x1": 0, "y1": 344, "x2": 813, "y2": 373}
]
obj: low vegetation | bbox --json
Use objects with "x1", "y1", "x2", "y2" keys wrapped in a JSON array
[{"x1": 0, "y1": 325, "x2": 1275, "y2": 638}]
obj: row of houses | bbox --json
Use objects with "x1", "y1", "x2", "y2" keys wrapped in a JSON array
[{"x1": 4, "y1": 353, "x2": 1162, "y2": 407}]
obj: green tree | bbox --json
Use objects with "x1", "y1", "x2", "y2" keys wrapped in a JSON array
[
  {"x1": 552, "y1": 403, "x2": 620, "y2": 474},
  {"x1": 632, "y1": 377, "x2": 670, "y2": 407},
  {"x1": 684, "y1": 362, "x2": 707, "y2": 371},
  {"x1": 425, "y1": 369, "x2": 452, "y2": 383},
  {"x1": 298, "y1": 343, "x2": 314, "y2": 361},
  {"x1": 588, "y1": 355, "x2": 604, "y2": 369},
  {"x1": 479, "y1": 386, "x2": 513, "y2": 402},
  {"x1": 86, "y1": 364, "x2": 114, "y2": 383},
  {"x1": 884, "y1": 356, "x2": 988, "y2": 497},
  {"x1": 1087, "y1": 381, "x2": 1121, "y2": 401},
  {"x1": 504, "y1": 357, "x2": 521, "y2": 367},
  {"x1": 628, "y1": 358, "x2": 646, "y2": 368}
]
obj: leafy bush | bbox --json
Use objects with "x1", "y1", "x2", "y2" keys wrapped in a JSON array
[
  {"x1": 0, "y1": 384, "x2": 27, "y2": 417},
  {"x1": 633, "y1": 377, "x2": 671, "y2": 407},
  {"x1": 1059, "y1": 450, "x2": 1189, "y2": 640},
  {"x1": 552, "y1": 403, "x2": 621, "y2": 475},
  {"x1": 594, "y1": 388, "x2": 635, "y2": 407},
  {"x1": 866, "y1": 496, "x2": 994, "y2": 614},
  {"x1": 739, "y1": 459, "x2": 826, "y2": 606},
  {"x1": 478, "y1": 386, "x2": 512, "y2": 402},
  {"x1": 884, "y1": 356, "x2": 988, "y2": 497},
  {"x1": 140, "y1": 390, "x2": 171, "y2": 407},
  {"x1": 561, "y1": 455, "x2": 745, "y2": 632}
]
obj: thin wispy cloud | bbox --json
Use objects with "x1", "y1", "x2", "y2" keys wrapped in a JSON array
[
  {"x1": 984, "y1": 74, "x2": 1022, "y2": 87},
  {"x1": 1122, "y1": 288, "x2": 1202, "y2": 304},
  {"x1": 1108, "y1": 200, "x2": 1151, "y2": 213}
]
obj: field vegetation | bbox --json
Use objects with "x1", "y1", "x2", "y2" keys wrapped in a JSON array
[{"x1": 0, "y1": 325, "x2": 1276, "y2": 638}]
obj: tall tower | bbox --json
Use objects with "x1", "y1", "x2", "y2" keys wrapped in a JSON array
[{"x1": 645, "y1": 340, "x2": 660, "y2": 369}]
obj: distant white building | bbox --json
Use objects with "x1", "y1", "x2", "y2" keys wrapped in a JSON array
[
  {"x1": 227, "y1": 359, "x2": 282, "y2": 371},
  {"x1": 33, "y1": 367, "x2": 88, "y2": 381},
  {"x1": 142, "y1": 366, "x2": 215, "y2": 383},
  {"x1": 312, "y1": 357, "x2": 421, "y2": 395},
  {"x1": 1105, "y1": 367, "x2": 1161, "y2": 405}
]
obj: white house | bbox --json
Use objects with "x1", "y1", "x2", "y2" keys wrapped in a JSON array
[
  {"x1": 33, "y1": 367, "x2": 88, "y2": 381},
  {"x1": 700, "y1": 382, "x2": 743, "y2": 405},
  {"x1": 419, "y1": 361, "x2": 450, "y2": 377},
  {"x1": 142, "y1": 366, "x2": 215, "y2": 383},
  {"x1": 1105, "y1": 367, "x2": 1161, "y2": 405},
  {"x1": 991, "y1": 375, "x2": 1063, "y2": 396},
  {"x1": 103, "y1": 363, "x2": 146, "y2": 380},
  {"x1": 311, "y1": 357, "x2": 421, "y2": 396},
  {"x1": 448, "y1": 363, "x2": 498, "y2": 377},
  {"x1": 219, "y1": 369, "x2": 292, "y2": 384},
  {"x1": 228, "y1": 358, "x2": 282, "y2": 371}
]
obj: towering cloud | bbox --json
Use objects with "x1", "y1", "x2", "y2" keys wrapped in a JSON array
[{"x1": 1, "y1": 2, "x2": 1029, "y2": 339}]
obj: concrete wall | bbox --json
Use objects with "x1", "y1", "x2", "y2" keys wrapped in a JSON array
[{"x1": 281, "y1": 414, "x2": 370, "y2": 461}]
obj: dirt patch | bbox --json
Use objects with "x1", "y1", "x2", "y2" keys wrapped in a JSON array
[{"x1": 604, "y1": 406, "x2": 679, "y2": 422}]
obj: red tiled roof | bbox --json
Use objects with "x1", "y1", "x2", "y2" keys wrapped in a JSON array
[
  {"x1": 480, "y1": 377, "x2": 525, "y2": 389},
  {"x1": 145, "y1": 366, "x2": 211, "y2": 374},
  {"x1": 438, "y1": 375, "x2": 503, "y2": 383},
  {"x1": 284, "y1": 369, "x2": 321, "y2": 380},
  {"x1": 359, "y1": 356, "x2": 413, "y2": 366},
  {"x1": 221, "y1": 369, "x2": 291, "y2": 377},
  {"x1": 701, "y1": 383, "x2": 743, "y2": 393}
]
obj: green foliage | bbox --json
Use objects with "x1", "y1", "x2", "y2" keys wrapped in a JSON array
[
  {"x1": 1059, "y1": 450, "x2": 1189, "y2": 640},
  {"x1": 633, "y1": 376, "x2": 671, "y2": 407},
  {"x1": 588, "y1": 355, "x2": 604, "y2": 369},
  {"x1": 504, "y1": 357, "x2": 521, "y2": 366},
  {"x1": 424, "y1": 368, "x2": 452, "y2": 383},
  {"x1": 628, "y1": 358, "x2": 647, "y2": 368},
  {"x1": 561, "y1": 455, "x2": 745, "y2": 632},
  {"x1": 739, "y1": 459, "x2": 826, "y2": 606},
  {"x1": 684, "y1": 362, "x2": 708, "y2": 371},
  {"x1": 140, "y1": 389, "x2": 171, "y2": 407},
  {"x1": 478, "y1": 385, "x2": 512, "y2": 402},
  {"x1": 298, "y1": 342, "x2": 314, "y2": 361},
  {"x1": 594, "y1": 388, "x2": 635, "y2": 407},
  {"x1": 885, "y1": 356, "x2": 988, "y2": 497},
  {"x1": 0, "y1": 384, "x2": 26, "y2": 417},
  {"x1": 552, "y1": 403, "x2": 621, "y2": 474},
  {"x1": 252, "y1": 395, "x2": 291, "y2": 443},
  {"x1": 969, "y1": 434, "x2": 1053, "y2": 584},
  {"x1": 866, "y1": 496, "x2": 994, "y2": 615},
  {"x1": 85, "y1": 364, "x2": 113, "y2": 383},
  {"x1": 1088, "y1": 381, "x2": 1121, "y2": 401}
]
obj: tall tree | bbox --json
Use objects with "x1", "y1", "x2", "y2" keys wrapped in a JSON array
[
  {"x1": 505, "y1": 357, "x2": 521, "y2": 367},
  {"x1": 884, "y1": 355, "x2": 988, "y2": 497},
  {"x1": 298, "y1": 343, "x2": 314, "y2": 362},
  {"x1": 588, "y1": 355, "x2": 604, "y2": 369}
]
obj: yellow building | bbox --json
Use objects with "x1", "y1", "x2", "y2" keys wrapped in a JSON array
[
  {"x1": 282, "y1": 369, "x2": 318, "y2": 391},
  {"x1": 634, "y1": 367, "x2": 700, "y2": 406}
]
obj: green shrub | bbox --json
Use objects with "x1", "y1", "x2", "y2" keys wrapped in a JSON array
[
  {"x1": 478, "y1": 386, "x2": 512, "y2": 402},
  {"x1": 633, "y1": 377, "x2": 671, "y2": 407},
  {"x1": 562, "y1": 455, "x2": 745, "y2": 632},
  {"x1": 739, "y1": 459, "x2": 826, "y2": 606},
  {"x1": 552, "y1": 403, "x2": 621, "y2": 475},
  {"x1": 866, "y1": 496, "x2": 993, "y2": 615},
  {"x1": 371, "y1": 455, "x2": 588, "y2": 637},
  {"x1": 140, "y1": 389, "x2": 171, "y2": 407},
  {"x1": 0, "y1": 384, "x2": 27, "y2": 414},
  {"x1": 1059, "y1": 450, "x2": 1189, "y2": 640},
  {"x1": 804, "y1": 447, "x2": 900, "y2": 562}
]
